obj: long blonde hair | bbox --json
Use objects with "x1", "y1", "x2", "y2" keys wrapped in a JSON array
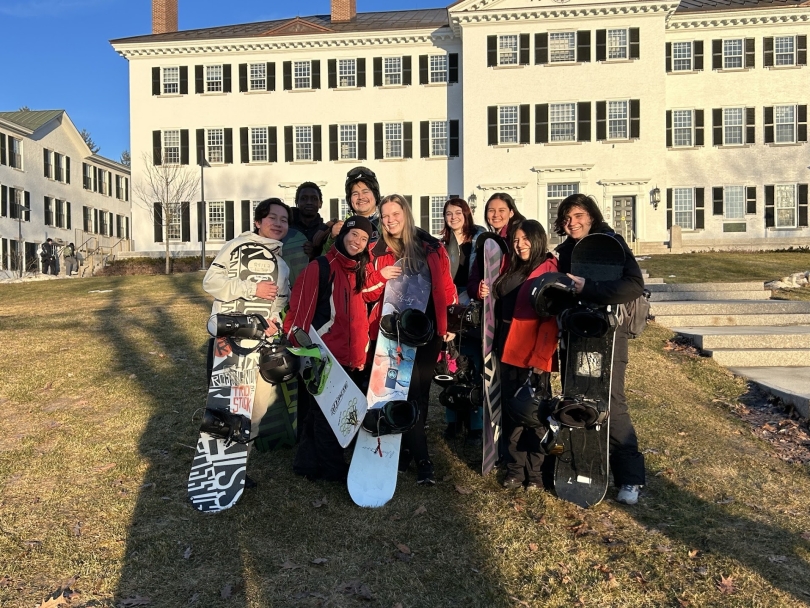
[{"x1": 380, "y1": 194, "x2": 426, "y2": 273}]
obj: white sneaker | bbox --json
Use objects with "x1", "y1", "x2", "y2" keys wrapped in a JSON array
[{"x1": 617, "y1": 485, "x2": 641, "y2": 505}]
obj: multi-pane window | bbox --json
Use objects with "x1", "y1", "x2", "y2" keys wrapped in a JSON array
[
  {"x1": 54, "y1": 153, "x2": 64, "y2": 182},
  {"x1": 384, "y1": 122, "x2": 403, "y2": 158},
  {"x1": 162, "y1": 66, "x2": 179, "y2": 94},
  {"x1": 98, "y1": 169, "x2": 109, "y2": 195},
  {"x1": 547, "y1": 183, "x2": 579, "y2": 245},
  {"x1": 775, "y1": 184, "x2": 797, "y2": 227},
  {"x1": 99, "y1": 210, "x2": 109, "y2": 236},
  {"x1": 208, "y1": 202, "x2": 226, "y2": 240},
  {"x1": 56, "y1": 200, "x2": 65, "y2": 228},
  {"x1": 608, "y1": 101, "x2": 629, "y2": 139},
  {"x1": 205, "y1": 65, "x2": 223, "y2": 93},
  {"x1": 207, "y1": 128, "x2": 224, "y2": 163},
  {"x1": 608, "y1": 29, "x2": 628, "y2": 60},
  {"x1": 775, "y1": 105, "x2": 796, "y2": 143},
  {"x1": 249, "y1": 63, "x2": 266, "y2": 91},
  {"x1": 550, "y1": 32, "x2": 576, "y2": 63},
  {"x1": 295, "y1": 126, "x2": 313, "y2": 161},
  {"x1": 723, "y1": 39, "x2": 744, "y2": 69},
  {"x1": 338, "y1": 59, "x2": 356, "y2": 88},
  {"x1": 723, "y1": 108, "x2": 744, "y2": 145},
  {"x1": 673, "y1": 110, "x2": 693, "y2": 146},
  {"x1": 384, "y1": 57, "x2": 402, "y2": 85},
  {"x1": 44, "y1": 150, "x2": 53, "y2": 178},
  {"x1": 294, "y1": 61, "x2": 312, "y2": 89},
  {"x1": 672, "y1": 42, "x2": 693, "y2": 71},
  {"x1": 498, "y1": 35, "x2": 519, "y2": 65},
  {"x1": 430, "y1": 196, "x2": 446, "y2": 236},
  {"x1": 775, "y1": 36, "x2": 795, "y2": 66},
  {"x1": 673, "y1": 188, "x2": 695, "y2": 229},
  {"x1": 339, "y1": 198, "x2": 351, "y2": 219},
  {"x1": 83, "y1": 163, "x2": 92, "y2": 190},
  {"x1": 251, "y1": 127, "x2": 268, "y2": 162},
  {"x1": 339, "y1": 124, "x2": 357, "y2": 160},
  {"x1": 163, "y1": 129, "x2": 181, "y2": 165},
  {"x1": 431, "y1": 121, "x2": 448, "y2": 157},
  {"x1": 724, "y1": 186, "x2": 745, "y2": 220},
  {"x1": 9, "y1": 137, "x2": 22, "y2": 169},
  {"x1": 499, "y1": 105, "x2": 519, "y2": 144},
  {"x1": 429, "y1": 55, "x2": 448, "y2": 83},
  {"x1": 550, "y1": 103, "x2": 576, "y2": 142}
]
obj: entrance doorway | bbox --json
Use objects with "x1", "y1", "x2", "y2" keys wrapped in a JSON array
[{"x1": 612, "y1": 196, "x2": 636, "y2": 242}]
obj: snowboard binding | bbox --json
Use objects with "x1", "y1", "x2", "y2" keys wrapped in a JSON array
[
  {"x1": 560, "y1": 306, "x2": 617, "y2": 339},
  {"x1": 529, "y1": 272, "x2": 578, "y2": 317},
  {"x1": 446, "y1": 300, "x2": 482, "y2": 333},
  {"x1": 550, "y1": 396, "x2": 609, "y2": 429},
  {"x1": 208, "y1": 313, "x2": 271, "y2": 356},
  {"x1": 361, "y1": 400, "x2": 419, "y2": 437},
  {"x1": 199, "y1": 407, "x2": 252, "y2": 445},
  {"x1": 380, "y1": 309, "x2": 434, "y2": 347}
]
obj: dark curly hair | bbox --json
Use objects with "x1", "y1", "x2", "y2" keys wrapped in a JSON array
[{"x1": 553, "y1": 194, "x2": 605, "y2": 237}]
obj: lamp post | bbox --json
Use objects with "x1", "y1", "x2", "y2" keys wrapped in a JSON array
[
  {"x1": 199, "y1": 155, "x2": 211, "y2": 270},
  {"x1": 12, "y1": 195, "x2": 24, "y2": 279}
]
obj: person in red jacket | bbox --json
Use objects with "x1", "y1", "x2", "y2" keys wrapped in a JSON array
[
  {"x1": 283, "y1": 216, "x2": 399, "y2": 481},
  {"x1": 369, "y1": 194, "x2": 458, "y2": 485}
]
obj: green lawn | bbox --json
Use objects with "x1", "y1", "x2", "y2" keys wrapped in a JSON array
[{"x1": 639, "y1": 250, "x2": 810, "y2": 283}]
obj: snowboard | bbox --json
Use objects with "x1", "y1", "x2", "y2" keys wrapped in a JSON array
[
  {"x1": 347, "y1": 260, "x2": 432, "y2": 507},
  {"x1": 478, "y1": 233, "x2": 509, "y2": 476},
  {"x1": 188, "y1": 243, "x2": 289, "y2": 513},
  {"x1": 553, "y1": 233, "x2": 625, "y2": 508}
]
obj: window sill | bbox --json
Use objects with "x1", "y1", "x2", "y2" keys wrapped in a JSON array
[
  {"x1": 544, "y1": 141, "x2": 583, "y2": 146},
  {"x1": 332, "y1": 86, "x2": 361, "y2": 91},
  {"x1": 424, "y1": 155, "x2": 450, "y2": 160},
  {"x1": 290, "y1": 160, "x2": 317, "y2": 165},
  {"x1": 158, "y1": 93, "x2": 184, "y2": 98},
  {"x1": 767, "y1": 142, "x2": 805, "y2": 147},
  {"x1": 599, "y1": 138, "x2": 637, "y2": 144},
  {"x1": 767, "y1": 65, "x2": 802, "y2": 70},
  {"x1": 201, "y1": 91, "x2": 228, "y2": 96},
  {"x1": 768, "y1": 226, "x2": 804, "y2": 231},
  {"x1": 423, "y1": 81, "x2": 449, "y2": 87},
  {"x1": 379, "y1": 157, "x2": 408, "y2": 162},
  {"x1": 668, "y1": 70, "x2": 701, "y2": 75},
  {"x1": 715, "y1": 67, "x2": 749, "y2": 73},
  {"x1": 379, "y1": 84, "x2": 407, "y2": 89},
  {"x1": 492, "y1": 64, "x2": 526, "y2": 70},
  {"x1": 289, "y1": 88, "x2": 317, "y2": 93},
  {"x1": 334, "y1": 158, "x2": 360, "y2": 163},
  {"x1": 246, "y1": 161, "x2": 275, "y2": 165},
  {"x1": 599, "y1": 58, "x2": 635, "y2": 64},
  {"x1": 543, "y1": 61, "x2": 582, "y2": 67},
  {"x1": 493, "y1": 143, "x2": 525, "y2": 148},
  {"x1": 716, "y1": 144, "x2": 752, "y2": 149},
  {"x1": 667, "y1": 146, "x2": 700, "y2": 151},
  {"x1": 244, "y1": 89, "x2": 272, "y2": 94}
]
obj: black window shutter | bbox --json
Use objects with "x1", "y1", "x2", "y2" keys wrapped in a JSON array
[
  {"x1": 0, "y1": 186, "x2": 6, "y2": 216},
  {"x1": 43, "y1": 149, "x2": 49, "y2": 178},
  {"x1": 358, "y1": 124, "x2": 367, "y2": 160},
  {"x1": 745, "y1": 107, "x2": 756, "y2": 144},
  {"x1": 283, "y1": 61, "x2": 292, "y2": 90},
  {"x1": 330, "y1": 198, "x2": 339, "y2": 219},
  {"x1": 764, "y1": 185, "x2": 775, "y2": 227},
  {"x1": 181, "y1": 129, "x2": 189, "y2": 165},
  {"x1": 519, "y1": 105, "x2": 530, "y2": 144},
  {"x1": 154, "y1": 202, "x2": 163, "y2": 242},
  {"x1": 402, "y1": 56, "x2": 412, "y2": 86},
  {"x1": 328, "y1": 59, "x2": 337, "y2": 88},
  {"x1": 666, "y1": 189, "x2": 673, "y2": 229},
  {"x1": 152, "y1": 131, "x2": 162, "y2": 165},
  {"x1": 520, "y1": 33, "x2": 530, "y2": 65},
  {"x1": 44, "y1": 197, "x2": 51, "y2": 226},
  {"x1": 487, "y1": 36, "x2": 497, "y2": 67},
  {"x1": 799, "y1": 184, "x2": 809, "y2": 227},
  {"x1": 66, "y1": 202, "x2": 71, "y2": 229},
  {"x1": 312, "y1": 60, "x2": 321, "y2": 89},
  {"x1": 0, "y1": 134, "x2": 6, "y2": 165},
  {"x1": 239, "y1": 63, "x2": 248, "y2": 92},
  {"x1": 798, "y1": 35, "x2": 807, "y2": 66},
  {"x1": 93, "y1": 167, "x2": 98, "y2": 192},
  {"x1": 329, "y1": 124, "x2": 339, "y2": 161},
  {"x1": 745, "y1": 39, "x2": 755, "y2": 68},
  {"x1": 630, "y1": 99, "x2": 640, "y2": 138},
  {"x1": 419, "y1": 55, "x2": 429, "y2": 85},
  {"x1": 420, "y1": 196, "x2": 430, "y2": 231},
  {"x1": 798, "y1": 105, "x2": 808, "y2": 142},
  {"x1": 577, "y1": 102, "x2": 591, "y2": 142},
  {"x1": 241, "y1": 200, "x2": 251, "y2": 233},
  {"x1": 712, "y1": 108, "x2": 723, "y2": 146},
  {"x1": 695, "y1": 110, "x2": 705, "y2": 146},
  {"x1": 596, "y1": 30, "x2": 607, "y2": 62},
  {"x1": 267, "y1": 63, "x2": 275, "y2": 91},
  {"x1": 577, "y1": 31, "x2": 590, "y2": 63},
  {"x1": 449, "y1": 120, "x2": 460, "y2": 157},
  {"x1": 373, "y1": 57, "x2": 383, "y2": 86},
  {"x1": 712, "y1": 187, "x2": 724, "y2": 215},
  {"x1": 181, "y1": 204, "x2": 191, "y2": 242},
  {"x1": 746, "y1": 186, "x2": 757, "y2": 214},
  {"x1": 596, "y1": 101, "x2": 607, "y2": 140},
  {"x1": 374, "y1": 123, "x2": 383, "y2": 159},
  {"x1": 449, "y1": 54, "x2": 459, "y2": 83},
  {"x1": 269, "y1": 127, "x2": 278, "y2": 162},
  {"x1": 536, "y1": 33, "x2": 549, "y2": 65},
  {"x1": 225, "y1": 201, "x2": 235, "y2": 241},
  {"x1": 66, "y1": 156, "x2": 70, "y2": 183},
  {"x1": 665, "y1": 42, "x2": 672, "y2": 73},
  {"x1": 357, "y1": 58, "x2": 366, "y2": 87},
  {"x1": 420, "y1": 121, "x2": 430, "y2": 158},
  {"x1": 240, "y1": 127, "x2": 249, "y2": 163},
  {"x1": 196, "y1": 129, "x2": 205, "y2": 164},
  {"x1": 764, "y1": 106, "x2": 774, "y2": 143},
  {"x1": 763, "y1": 37, "x2": 774, "y2": 67},
  {"x1": 195, "y1": 65, "x2": 203, "y2": 93},
  {"x1": 694, "y1": 41, "x2": 704, "y2": 70},
  {"x1": 536, "y1": 104, "x2": 549, "y2": 144},
  {"x1": 224, "y1": 128, "x2": 233, "y2": 164},
  {"x1": 488, "y1": 106, "x2": 498, "y2": 146},
  {"x1": 179, "y1": 66, "x2": 188, "y2": 94},
  {"x1": 199, "y1": 201, "x2": 206, "y2": 240},
  {"x1": 666, "y1": 111, "x2": 673, "y2": 147},
  {"x1": 403, "y1": 122, "x2": 413, "y2": 158},
  {"x1": 284, "y1": 126, "x2": 294, "y2": 162},
  {"x1": 223, "y1": 64, "x2": 232, "y2": 93},
  {"x1": 712, "y1": 40, "x2": 722, "y2": 70},
  {"x1": 630, "y1": 28, "x2": 640, "y2": 59},
  {"x1": 152, "y1": 67, "x2": 160, "y2": 95},
  {"x1": 313, "y1": 125, "x2": 322, "y2": 161},
  {"x1": 82, "y1": 163, "x2": 88, "y2": 189}
]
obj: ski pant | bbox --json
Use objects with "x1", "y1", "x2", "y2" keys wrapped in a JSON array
[
  {"x1": 399, "y1": 335, "x2": 443, "y2": 469},
  {"x1": 501, "y1": 363, "x2": 548, "y2": 483}
]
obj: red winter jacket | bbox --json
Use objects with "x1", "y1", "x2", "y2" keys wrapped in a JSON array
[{"x1": 283, "y1": 245, "x2": 382, "y2": 370}]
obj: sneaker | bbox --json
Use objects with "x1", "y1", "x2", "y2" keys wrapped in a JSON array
[
  {"x1": 617, "y1": 484, "x2": 640, "y2": 505},
  {"x1": 502, "y1": 476, "x2": 524, "y2": 490},
  {"x1": 417, "y1": 460, "x2": 435, "y2": 485},
  {"x1": 525, "y1": 482, "x2": 542, "y2": 492},
  {"x1": 244, "y1": 475, "x2": 258, "y2": 490}
]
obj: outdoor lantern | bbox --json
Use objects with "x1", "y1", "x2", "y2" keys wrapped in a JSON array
[
  {"x1": 650, "y1": 187, "x2": 661, "y2": 210},
  {"x1": 468, "y1": 192, "x2": 477, "y2": 214}
]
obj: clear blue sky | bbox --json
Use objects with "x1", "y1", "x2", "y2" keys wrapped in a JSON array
[{"x1": 0, "y1": 0, "x2": 442, "y2": 164}]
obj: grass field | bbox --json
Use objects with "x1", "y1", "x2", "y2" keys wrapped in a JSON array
[
  {"x1": 1, "y1": 273, "x2": 810, "y2": 607},
  {"x1": 639, "y1": 250, "x2": 809, "y2": 284}
]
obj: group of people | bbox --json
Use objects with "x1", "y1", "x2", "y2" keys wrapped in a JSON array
[
  {"x1": 40, "y1": 238, "x2": 78, "y2": 276},
  {"x1": 203, "y1": 165, "x2": 647, "y2": 505}
]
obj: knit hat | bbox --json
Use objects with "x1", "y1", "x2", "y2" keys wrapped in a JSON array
[
  {"x1": 345, "y1": 166, "x2": 381, "y2": 206},
  {"x1": 340, "y1": 215, "x2": 374, "y2": 242}
]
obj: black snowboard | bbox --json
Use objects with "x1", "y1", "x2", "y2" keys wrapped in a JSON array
[{"x1": 553, "y1": 233, "x2": 625, "y2": 508}]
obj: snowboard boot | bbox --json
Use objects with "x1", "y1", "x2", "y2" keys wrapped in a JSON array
[{"x1": 417, "y1": 460, "x2": 435, "y2": 486}]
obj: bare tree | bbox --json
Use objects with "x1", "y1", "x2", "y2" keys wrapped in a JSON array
[{"x1": 132, "y1": 153, "x2": 200, "y2": 274}]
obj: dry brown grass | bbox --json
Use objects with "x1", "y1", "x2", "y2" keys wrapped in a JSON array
[{"x1": 1, "y1": 276, "x2": 809, "y2": 607}]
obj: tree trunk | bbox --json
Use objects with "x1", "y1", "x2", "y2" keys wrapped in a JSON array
[{"x1": 165, "y1": 230, "x2": 170, "y2": 274}]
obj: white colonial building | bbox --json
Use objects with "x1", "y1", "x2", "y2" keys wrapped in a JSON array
[
  {"x1": 0, "y1": 110, "x2": 132, "y2": 272},
  {"x1": 111, "y1": 0, "x2": 809, "y2": 255}
]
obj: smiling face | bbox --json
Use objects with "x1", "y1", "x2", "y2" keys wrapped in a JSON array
[
  {"x1": 255, "y1": 204, "x2": 290, "y2": 240},
  {"x1": 296, "y1": 187, "x2": 322, "y2": 218},
  {"x1": 562, "y1": 205, "x2": 594, "y2": 240},
  {"x1": 444, "y1": 204, "x2": 465, "y2": 233},
  {"x1": 486, "y1": 198, "x2": 514, "y2": 231},
  {"x1": 513, "y1": 229, "x2": 532, "y2": 261},
  {"x1": 350, "y1": 182, "x2": 376, "y2": 217},
  {"x1": 380, "y1": 200, "x2": 405, "y2": 239},
  {"x1": 343, "y1": 228, "x2": 369, "y2": 256}
]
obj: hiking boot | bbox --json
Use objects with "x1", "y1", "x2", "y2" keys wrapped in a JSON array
[
  {"x1": 617, "y1": 485, "x2": 640, "y2": 505},
  {"x1": 525, "y1": 481, "x2": 543, "y2": 493},
  {"x1": 244, "y1": 475, "x2": 257, "y2": 490},
  {"x1": 443, "y1": 422, "x2": 458, "y2": 440},
  {"x1": 502, "y1": 476, "x2": 524, "y2": 490},
  {"x1": 417, "y1": 460, "x2": 435, "y2": 485}
]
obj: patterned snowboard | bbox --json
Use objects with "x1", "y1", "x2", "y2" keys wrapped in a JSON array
[
  {"x1": 554, "y1": 233, "x2": 625, "y2": 508},
  {"x1": 347, "y1": 261, "x2": 432, "y2": 507}
]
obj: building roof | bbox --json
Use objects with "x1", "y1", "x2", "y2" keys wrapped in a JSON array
[
  {"x1": 110, "y1": 8, "x2": 450, "y2": 45},
  {"x1": 0, "y1": 110, "x2": 63, "y2": 132},
  {"x1": 676, "y1": 0, "x2": 810, "y2": 13}
]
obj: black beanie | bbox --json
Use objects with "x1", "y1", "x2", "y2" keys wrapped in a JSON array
[
  {"x1": 340, "y1": 215, "x2": 374, "y2": 242},
  {"x1": 345, "y1": 166, "x2": 381, "y2": 206}
]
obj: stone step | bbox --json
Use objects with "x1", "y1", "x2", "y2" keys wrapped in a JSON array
[
  {"x1": 644, "y1": 277, "x2": 664, "y2": 284},
  {"x1": 729, "y1": 366, "x2": 810, "y2": 418},
  {"x1": 646, "y1": 281, "x2": 766, "y2": 292},
  {"x1": 655, "y1": 313, "x2": 810, "y2": 327},
  {"x1": 650, "y1": 290, "x2": 771, "y2": 302},
  {"x1": 706, "y1": 348, "x2": 810, "y2": 367},
  {"x1": 674, "y1": 326, "x2": 810, "y2": 349},
  {"x1": 650, "y1": 300, "x2": 810, "y2": 315}
]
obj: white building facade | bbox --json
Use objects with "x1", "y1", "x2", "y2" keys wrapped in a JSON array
[{"x1": 111, "y1": 0, "x2": 810, "y2": 255}]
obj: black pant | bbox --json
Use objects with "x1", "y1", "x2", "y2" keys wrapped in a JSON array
[
  {"x1": 399, "y1": 335, "x2": 443, "y2": 468},
  {"x1": 501, "y1": 363, "x2": 549, "y2": 483}
]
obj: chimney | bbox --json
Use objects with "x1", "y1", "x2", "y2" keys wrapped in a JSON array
[
  {"x1": 331, "y1": 0, "x2": 357, "y2": 23},
  {"x1": 153, "y1": 0, "x2": 178, "y2": 34}
]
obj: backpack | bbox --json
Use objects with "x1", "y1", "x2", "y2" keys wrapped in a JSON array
[
  {"x1": 64, "y1": 245, "x2": 74, "y2": 258},
  {"x1": 309, "y1": 256, "x2": 333, "y2": 331},
  {"x1": 618, "y1": 289, "x2": 652, "y2": 339}
]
